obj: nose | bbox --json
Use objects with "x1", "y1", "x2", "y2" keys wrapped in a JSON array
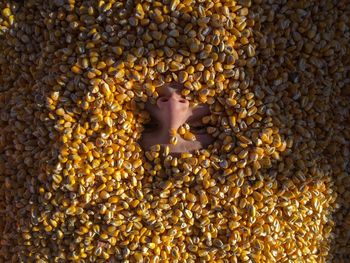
[
  {"x1": 156, "y1": 93, "x2": 188, "y2": 108},
  {"x1": 156, "y1": 92, "x2": 190, "y2": 130}
]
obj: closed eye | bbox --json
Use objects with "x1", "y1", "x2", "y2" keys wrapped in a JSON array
[
  {"x1": 189, "y1": 121, "x2": 208, "y2": 135},
  {"x1": 143, "y1": 117, "x2": 159, "y2": 132}
]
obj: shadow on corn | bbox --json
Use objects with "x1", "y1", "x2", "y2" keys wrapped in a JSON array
[
  {"x1": 0, "y1": 1, "x2": 66, "y2": 261},
  {"x1": 250, "y1": 1, "x2": 350, "y2": 261},
  {"x1": 0, "y1": 0, "x2": 348, "y2": 262}
]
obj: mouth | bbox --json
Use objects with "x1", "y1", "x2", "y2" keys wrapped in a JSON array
[{"x1": 186, "y1": 104, "x2": 211, "y2": 123}]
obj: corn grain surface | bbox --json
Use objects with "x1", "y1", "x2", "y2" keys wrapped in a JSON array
[{"x1": 0, "y1": 0, "x2": 349, "y2": 262}]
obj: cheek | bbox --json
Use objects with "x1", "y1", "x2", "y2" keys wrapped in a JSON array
[
  {"x1": 144, "y1": 103, "x2": 160, "y2": 118},
  {"x1": 177, "y1": 103, "x2": 190, "y2": 114}
]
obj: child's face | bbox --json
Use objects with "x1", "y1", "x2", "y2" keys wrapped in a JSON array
[{"x1": 139, "y1": 82, "x2": 214, "y2": 154}]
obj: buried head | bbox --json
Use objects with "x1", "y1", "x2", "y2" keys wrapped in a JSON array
[{"x1": 139, "y1": 82, "x2": 215, "y2": 154}]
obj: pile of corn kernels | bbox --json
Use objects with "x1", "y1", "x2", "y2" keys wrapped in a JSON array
[{"x1": 0, "y1": 0, "x2": 349, "y2": 262}]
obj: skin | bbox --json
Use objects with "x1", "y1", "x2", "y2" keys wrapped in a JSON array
[{"x1": 139, "y1": 82, "x2": 214, "y2": 154}]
